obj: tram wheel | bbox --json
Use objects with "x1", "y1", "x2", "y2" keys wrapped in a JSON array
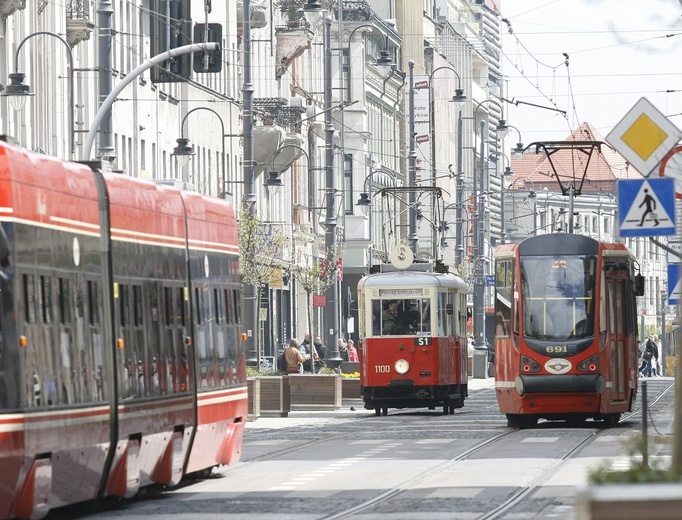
[
  {"x1": 375, "y1": 407, "x2": 381, "y2": 416},
  {"x1": 382, "y1": 407, "x2": 388, "y2": 416}
]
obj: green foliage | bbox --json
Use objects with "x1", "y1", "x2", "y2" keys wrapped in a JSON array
[
  {"x1": 246, "y1": 366, "x2": 278, "y2": 377},
  {"x1": 238, "y1": 201, "x2": 286, "y2": 290},
  {"x1": 588, "y1": 436, "x2": 680, "y2": 484}
]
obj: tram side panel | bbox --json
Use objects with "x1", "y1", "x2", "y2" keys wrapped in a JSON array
[
  {"x1": 182, "y1": 191, "x2": 246, "y2": 473},
  {"x1": 0, "y1": 144, "x2": 113, "y2": 518}
]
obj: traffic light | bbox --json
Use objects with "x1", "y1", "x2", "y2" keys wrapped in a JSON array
[
  {"x1": 193, "y1": 23, "x2": 222, "y2": 73},
  {"x1": 150, "y1": 0, "x2": 192, "y2": 83}
]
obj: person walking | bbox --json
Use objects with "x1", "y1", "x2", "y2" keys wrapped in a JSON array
[
  {"x1": 640, "y1": 335, "x2": 659, "y2": 377},
  {"x1": 284, "y1": 338, "x2": 308, "y2": 374}
]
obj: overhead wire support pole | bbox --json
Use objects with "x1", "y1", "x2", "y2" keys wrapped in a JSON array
[
  {"x1": 474, "y1": 119, "x2": 487, "y2": 351},
  {"x1": 242, "y1": 0, "x2": 258, "y2": 366},
  {"x1": 407, "y1": 60, "x2": 418, "y2": 256},
  {"x1": 323, "y1": 15, "x2": 341, "y2": 367}
]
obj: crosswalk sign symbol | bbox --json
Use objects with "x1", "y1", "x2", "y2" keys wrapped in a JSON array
[
  {"x1": 669, "y1": 264, "x2": 681, "y2": 305},
  {"x1": 617, "y1": 177, "x2": 676, "y2": 236}
]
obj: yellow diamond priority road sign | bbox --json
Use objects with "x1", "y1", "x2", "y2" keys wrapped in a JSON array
[{"x1": 606, "y1": 97, "x2": 682, "y2": 177}]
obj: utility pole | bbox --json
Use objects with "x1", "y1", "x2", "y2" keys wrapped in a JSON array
[
  {"x1": 474, "y1": 119, "x2": 486, "y2": 350},
  {"x1": 323, "y1": 16, "x2": 341, "y2": 367},
  {"x1": 455, "y1": 111, "x2": 464, "y2": 269},
  {"x1": 242, "y1": 0, "x2": 258, "y2": 365},
  {"x1": 407, "y1": 60, "x2": 418, "y2": 256},
  {"x1": 96, "y1": 0, "x2": 115, "y2": 162}
]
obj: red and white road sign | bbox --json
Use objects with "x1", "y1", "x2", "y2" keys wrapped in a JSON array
[{"x1": 659, "y1": 145, "x2": 682, "y2": 200}]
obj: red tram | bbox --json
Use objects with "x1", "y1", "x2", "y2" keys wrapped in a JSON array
[
  {"x1": 357, "y1": 257, "x2": 469, "y2": 415},
  {"x1": 493, "y1": 233, "x2": 643, "y2": 428},
  {"x1": 0, "y1": 138, "x2": 246, "y2": 519}
]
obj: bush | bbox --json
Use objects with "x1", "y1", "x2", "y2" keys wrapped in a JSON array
[{"x1": 246, "y1": 367, "x2": 278, "y2": 377}]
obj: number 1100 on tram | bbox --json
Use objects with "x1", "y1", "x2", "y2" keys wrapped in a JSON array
[{"x1": 357, "y1": 267, "x2": 469, "y2": 416}]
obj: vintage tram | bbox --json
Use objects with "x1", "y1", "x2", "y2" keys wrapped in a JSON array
[
  {"x1": 493, "y1": 233, "x2": 643, "y2": 428},
  {"x1": 0, "y1": 138, "x2": 245, "y2": 519},
  {"x1": 357, "y1": 249, "x2": 469, "y2": 415}
]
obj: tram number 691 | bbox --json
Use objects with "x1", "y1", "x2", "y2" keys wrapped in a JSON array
[{"x1": 375, "y1": 365, "x2": 391, "y2": 373}]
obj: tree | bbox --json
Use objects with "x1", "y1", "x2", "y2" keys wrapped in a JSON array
[
  {"x1": 290, "y1": 234, "x2": 339, "y2": 346},
  {"x1": 238, "y1": 201, "x2": 286, "y2": 366}
]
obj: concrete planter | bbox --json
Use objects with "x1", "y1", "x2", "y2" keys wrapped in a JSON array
[
  {"x1": 247, "y1": 377, "x2": 261, "y2": 419},
  {"x1": 288, "y1": 374, "x2": 342, "y2": 410},
  {"x1": 258, "y1": 376, "x2": 291, "y2": 417},
  {"x1": 576, "y1": 483, "x2": 682, "y2": 519},
  {"x1": 342, "y1": 378, "x2": 361, "y2": 399}
]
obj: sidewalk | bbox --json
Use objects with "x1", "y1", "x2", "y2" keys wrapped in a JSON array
[{"x1": 246, "y1": 375, "x2": 496, "y2": 430}]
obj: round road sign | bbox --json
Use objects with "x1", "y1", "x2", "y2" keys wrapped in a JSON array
[{"x1": 659, "y1": 145, "x2": 682, "y2": 200}]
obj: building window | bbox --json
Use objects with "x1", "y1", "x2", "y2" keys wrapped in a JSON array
[{"x1": 344, "y1": 154, "x2": 353, "y2": 214}]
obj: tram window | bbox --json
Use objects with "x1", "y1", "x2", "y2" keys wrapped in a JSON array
[
  {"x1": 232, "y1": 289, "x2": 240, "y2": 323},
  {"x1": 194, "y1": 288, "x2": 203, "y2": 324},
  {"x1": 133, "y1": 285, "x2": 143, "y2": 327},
  {"x1": 39, "y1": 275, "x2": 52, "y2": 324},
  {"x1": 87, "y1": 281, "x2": 100, "y2": 326},
  {"x1": 377, "y1": 298, "x2": 430, "y2": 336},
  {"x1": 119, "y1": 284, "x2": 129, "y2": 327},
  {"x1": 224, "y1": 289, "x2": 232, "y2": 324},
  {"x1": 164, "y1": 287, "x2": 173, "y2": 326},
  {"x1": 214, "y1": 288, "x2": 223, "y2": 324},
  {"x1": 58, "y1": 278, "x2": 71, "y2": 325},
  {"x1": 495, "y1": 261, "x2": 512, "y2": 338},
  {"x1": 177, "y1": 287, "x2": 186, "y2": 327},
  {"x1": 23, "y1": 274, "x2": 36, "y2": 323},
  {"x1": 520, "y1": 255, "x2": 596, "y2": 341}
]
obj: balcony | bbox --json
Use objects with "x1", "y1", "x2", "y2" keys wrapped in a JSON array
[{"x1": 66, "y1": 0, "x2": 95, "y2": 47}]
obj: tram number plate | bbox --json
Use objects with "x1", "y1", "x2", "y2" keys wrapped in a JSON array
[{"x1": 414, "y1": 337, "x2": 432, "y2": 346}]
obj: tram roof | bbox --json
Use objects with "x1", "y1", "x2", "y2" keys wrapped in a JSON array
[{"x1": 358, "y1": 270, "x2": 467, "y2": 291}]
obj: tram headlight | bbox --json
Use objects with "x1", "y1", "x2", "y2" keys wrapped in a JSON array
[{"x1": 395, "y1": 359, "x2": 410, "y2": 375}]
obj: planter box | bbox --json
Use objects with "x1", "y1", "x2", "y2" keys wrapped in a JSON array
[
  {"x1": 342, "y1": 378, "x2": 361, "y2": 399},
  {"x1": 576, "y1": 483, "x2": 682, "y2": 519},
  {"x1": 289, "y1": 374, "x2": 342, "y2": 410},
  {"x1": 247, "y1": 377, "x2": 261, "y2": 419},
  {"x1": 259, "y1": 376, "x2": 290, "y2": 417}
]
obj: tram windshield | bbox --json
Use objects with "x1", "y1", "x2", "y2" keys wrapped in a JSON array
[
  {"x1": 520, "y1": 255, "x2": 596, "y2": 341},
  {"x1": 371, "y1": 298, "x2": 431, "y2": 336}
]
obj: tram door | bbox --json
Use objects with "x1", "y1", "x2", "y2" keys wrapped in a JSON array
[{"x1": 606, "y1": 275, "x2": 628, "y2": 401}]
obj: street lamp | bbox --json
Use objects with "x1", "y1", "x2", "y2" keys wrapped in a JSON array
[
  {"x1": 2, "y1": 31, "x2": 75, "y2": 158},
  {"x1": 171, "y1": 107, "x2": 237, "y2": 193},
  {"x1": 356, "y1": 166, "x2": 398, "y2": 266}
]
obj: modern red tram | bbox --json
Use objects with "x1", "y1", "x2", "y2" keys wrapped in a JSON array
[
  {"x1": 0, "y1": 138, "x2": 246, "y2": 519},
  {"x1": 357, "y1": 261, "x2": 469, "y2": 415},
  {"x1": 493, "y1": 233, "x2": 643, "y2": 428}
]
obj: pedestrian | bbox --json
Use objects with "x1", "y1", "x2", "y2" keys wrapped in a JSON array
[
  {"x1": 650, "y1": 335, "x2": 660, "y2": 376},
  {"x1": 299, "y1": 333, "x2": 311, "y2": 357},
  {"x1": 284, "y1": 338, "x2": 308, "y2": 374},
  {"x1": 346, "y1": 339, "x2": 359, "y2": 362},
  {"x1": 640, "y1": 335, "x2": 658, "y2": 377},
  {"x1": 338, "y1": 338, "x2": 349, "y2": 362},
  {"x1": 313, "y1": 336, "x2": 326, "y2": 373}
]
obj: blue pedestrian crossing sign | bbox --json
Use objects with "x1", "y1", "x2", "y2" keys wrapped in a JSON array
[
  {"x1": 669, "y1": 264, "x2": 682, "y2": 305},
  {"x1": 617, "y1": 177, "x2": 677, "y2": 236}
]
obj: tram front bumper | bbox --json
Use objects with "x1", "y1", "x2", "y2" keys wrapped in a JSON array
[{"x1": 516, "y1": 373, "x2": 606, "y2": 396}]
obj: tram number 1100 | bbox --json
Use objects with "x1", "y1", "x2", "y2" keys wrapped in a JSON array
[{"x1": 374, "y1": 365, "x2": 391, "y2": 373}]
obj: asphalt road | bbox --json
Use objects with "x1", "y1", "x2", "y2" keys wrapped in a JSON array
[{"x1": 51, "y1": 376, "x2": 676, "y2": 520}]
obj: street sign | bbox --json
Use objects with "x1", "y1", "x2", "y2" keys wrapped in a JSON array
[
  {"x1": 606, "y1": 97, "x2": 682, "y2": 176},
  {"x1": 659, "y1": 145, "x2": 682, "y2": 200},
  {"x1": 617, "y1": 177, "x2": 677, "y2": 236},
  {"x1": 485, "y1": 275, "x2": 495, "y2": 287},
  {"x1": 668, "y1": 264, "x2": 681, "y2": 305},
  {"x1": 668, "y1": 242, "x2": 682, "y2": 264}
]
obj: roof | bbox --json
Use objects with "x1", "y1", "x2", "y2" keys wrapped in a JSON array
[{"x1": 509, "y1": 122, "x2": 639, "y2": 195}]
